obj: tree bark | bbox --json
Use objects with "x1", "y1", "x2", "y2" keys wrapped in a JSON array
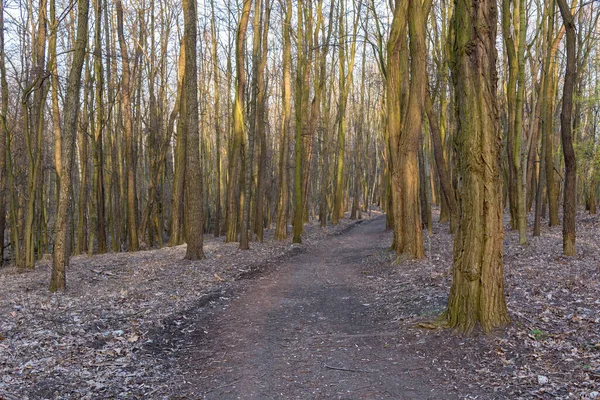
[
  {"x1": 0, "y1": 0, "x2": 7, "y2": 267},
  {"x1": 226, "y1": 0, "x2": 251, "y2": 243},
  {"x1": 183, "y1": 0, "x2": 204, "y2": 259},
  {"x1": 274, "y1": 0, "x2": 292, "y2": 240},
  {"x1": 556, "y1": 0, "x2": 577, "y2": 256},
  {"x1": 92, "y1": 0, "x2": 107, "y2": 254},
  {"x1": 50, "y1": 0, "x2": 89, "y2": 291},
  {"x1": 116, "y1": 0, "x2": 139, "y2": 251},
  {"x1": 445, "y1": 0, "x2": 510, "y2": 333}
]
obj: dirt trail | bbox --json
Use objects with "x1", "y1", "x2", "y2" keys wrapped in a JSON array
[{"x1": 167, "y1": 217, "x2": 456, "y2": 399}]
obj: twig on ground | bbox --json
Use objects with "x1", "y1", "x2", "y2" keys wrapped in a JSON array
[{"x1": 324, "y1": 364, "x2": 367, "y2": 373}]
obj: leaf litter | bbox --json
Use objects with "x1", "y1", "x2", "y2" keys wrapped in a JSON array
[
  {"x1": 1, "y1": 207, "x2": 598, "y2": 399},
  {"x1": 0, "y1": 215, "x2": 372, "y2": 399},
  {"x1": 363, "y1": 209, "x2": 600, "y2": 399}
]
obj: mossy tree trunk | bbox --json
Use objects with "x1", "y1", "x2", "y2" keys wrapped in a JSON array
[
  {"x1": 445, "y1": 0, "x2": 510, "y2": 333},
  {"x1": 226, "y1": 0, "x2": 251, "y2": 244},
  {"x1": 386, "y1": 0, "x2": 429, "y2": 260}
]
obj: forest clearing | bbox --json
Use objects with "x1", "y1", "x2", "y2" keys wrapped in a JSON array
[{"x1": 0, "y1": 0, "x2": 599, "y2": 396}]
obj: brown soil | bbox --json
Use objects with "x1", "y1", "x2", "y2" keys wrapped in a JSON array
[{"x1": 154, "y1": 216, "x2": 458, "y2": 399}]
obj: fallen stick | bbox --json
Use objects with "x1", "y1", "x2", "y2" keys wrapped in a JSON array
[{"x1": 324, "y1": 364, "x2": 366, "y2": 373}]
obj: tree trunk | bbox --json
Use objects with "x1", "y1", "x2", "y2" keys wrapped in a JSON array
[
  {"x1": 253, "y1": 0, "x2": 270, "y2": 242},
  {"x1": 425, "y1": 93, "x2": 456, "y2": 221},
  {"x1": 228, "y1": 0, "x2": 251, "y2": 244},
  {"x1": 274, "y1": 0, "x2": 292, "y2": 240},
  {"x1": 386, "y1": 0, "x2": 428, "y2": 259},
  {"x1": 183, "y1": 0, "x2": 204, "y2": 259},
  {"x1": 169, "y1": 44, "x2": 186, "y2": 246},
  {"x1": 445, "y1": 0, "x2": 510, "y2": 333},
  {"x1": 92, "y1": 0, "x2": 106, "y2": 254},
  {"x1": 116, "y1": 0, "x2": 139, "y2": 251},
  {"x1": 556, "y1": 0, "x2": 576, "y2": 256},
  {"x1": 240, "y1": 0, "x2": 260, "y2": 249},
  {"x1": 210, "y1": 0, "x2": 222, "y2": 238},
  {"x1": 50, "y1": 0, "x2": 89, "y2": 291},
  {"x1": 0, "y1": 0, "x2": 7, "y2": 266}
]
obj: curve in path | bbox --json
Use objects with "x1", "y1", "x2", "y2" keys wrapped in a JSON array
[{"x1": 173, "y1": 216, "x2": 455, "y2": 399}]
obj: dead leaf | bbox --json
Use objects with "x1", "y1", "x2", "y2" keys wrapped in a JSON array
[{"x1": 127, "y1": 334, "x2": 139, "y2": 343}]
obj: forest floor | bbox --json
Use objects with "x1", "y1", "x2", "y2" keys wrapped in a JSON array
[{"x1": 0, "y1": 209, "x2": 599, "y2": 399}]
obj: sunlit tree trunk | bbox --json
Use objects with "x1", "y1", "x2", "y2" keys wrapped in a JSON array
[
  {"x1": 386, "y1": 0, "x2": 428, "y2": 259},
  {"x1": 228, "y1": 0, "x2": 251, "y2": 244},
  {"x1": 210, "y1": 0, "x2": 222, "y2": 238},
  {"x1": 445, "y1": 0, "x2": 510, "y2": 333},
  {"x1": 50, "y1": 0, "x2": 89, "y2": 291},
  {"x1": 332, "y1": 0, "x2": 360, "y2": 225},
  {"x1": 317, "y1": 0, "x2": 334, "y2": 227},
  {"x1": 275, "y1": 0, "x2": 292, "y2": 240},
  {"x1": 542, "y1": 1, "x2": 561, "y2": 227},
  {"x1": 253, "y1": 0, "x2": 270, "y2": 242}
]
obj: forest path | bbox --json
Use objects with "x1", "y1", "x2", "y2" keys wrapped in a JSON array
[{"x1": 171, "y1": 217, "x2": 455, "y2": 399}]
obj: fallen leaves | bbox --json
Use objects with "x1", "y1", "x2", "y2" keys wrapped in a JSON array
[
  {"x1": 0, "y1": 214, "x2": 375, "y2": 398},
  {"x1": 364, "y1": 209, "x2": 600, "y2": 399},
  {"x1": 214, "y1": 273, "x2": 225, "y2": 282}
]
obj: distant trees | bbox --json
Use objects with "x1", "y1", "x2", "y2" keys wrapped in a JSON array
[{"x1": 0, "y1": 0, "x2": 592, "y2": 298}]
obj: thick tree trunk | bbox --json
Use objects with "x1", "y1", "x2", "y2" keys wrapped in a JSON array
[
  {"x1": 183, "y1": 0, "x2": 204, "y2": 260},
  {"x1": 386, "y1": 0, "x2": 428, "y2": 259},
  {"x1": 445, "y1": 0, "x2": 510, "y2": 333}
]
